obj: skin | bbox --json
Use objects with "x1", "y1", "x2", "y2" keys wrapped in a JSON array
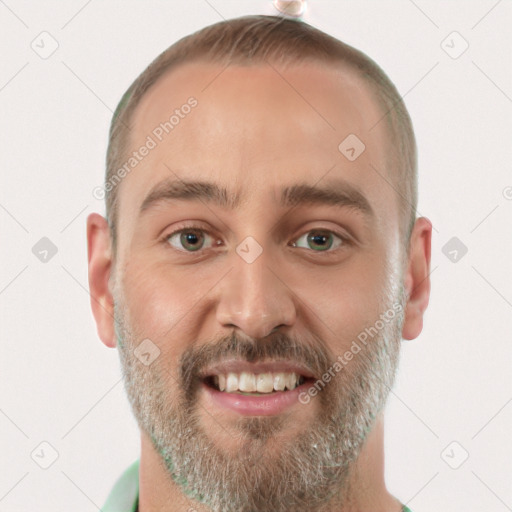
[{"x1": 87, "y1": 61, "x2": 431, "y2": 511}]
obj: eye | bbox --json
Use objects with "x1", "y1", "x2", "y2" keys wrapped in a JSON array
[
  {"x1": 165, "y1": 227, "x2": 215, "y2": 252},
  {"x1": 292, "y1": 229, "x2": 347, "y2": 252}
]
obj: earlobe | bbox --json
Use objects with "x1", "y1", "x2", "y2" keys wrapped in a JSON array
[
  {"x1": 87, "y1": 213, "x2": 116, "y2": 348},
  {"x1": 401, "y1": 217, "x2": 432, "y2": 341}
]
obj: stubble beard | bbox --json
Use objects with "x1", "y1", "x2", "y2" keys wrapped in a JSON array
[{"x1": 114, "y1": 285, "x2": 406, "y2": 512}]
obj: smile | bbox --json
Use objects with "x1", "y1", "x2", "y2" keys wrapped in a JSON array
[
  {"x1": 207, "y1": 371, "x2": 305, "y2": 394},
  {"x1": 200, "y1": 360, "x2": 317, "y2": 415}
]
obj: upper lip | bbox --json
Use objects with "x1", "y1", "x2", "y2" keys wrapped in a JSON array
[{"x1": 200, "y1": 359, "x2": 316, "y2": 380}]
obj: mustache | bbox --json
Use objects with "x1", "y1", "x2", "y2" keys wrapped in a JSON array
[{"x1": 179, "y1": 330, "x2": 333, "y2": 395}]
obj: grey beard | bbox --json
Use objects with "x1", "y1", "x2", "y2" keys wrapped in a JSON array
[{"x1": 115, "y1": 292, "x2": 405, "y2": 512}]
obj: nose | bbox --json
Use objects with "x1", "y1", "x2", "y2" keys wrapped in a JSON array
[{"x1": 215, "y1": 252, "x2": 297, "y2": 340}]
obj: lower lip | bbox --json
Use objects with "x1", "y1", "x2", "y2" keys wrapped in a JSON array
[{"x1": 202, "y1": 381, "x2": 312, "y2": 416}]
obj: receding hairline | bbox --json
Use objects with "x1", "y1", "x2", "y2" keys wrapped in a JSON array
[
  {"x1": 106, "y1": 15, "x2": 417, "y2": 252},
  {"x1": 130, "y1": 56, "x2": 389, "y2": 137}
]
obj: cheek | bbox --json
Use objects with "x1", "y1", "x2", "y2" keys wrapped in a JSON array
[
  {"x1": 292, "y1": 247, "x2": 393, "y2": 349},
  {"x1": 119, "y1": 257, "x2": 205, "y2": 348}
]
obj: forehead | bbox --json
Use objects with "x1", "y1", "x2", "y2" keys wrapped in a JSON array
[
  {"x1": 132, "y1": 60, "x2": 387, "y2": 155},
  {"x1": 116, "y1": 60, "x2": 396, "y2": 240}
]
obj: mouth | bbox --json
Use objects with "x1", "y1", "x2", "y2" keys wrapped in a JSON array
[
  {"x1": 201, "y1": 359, "x2": 316, "y2": 394},
  {"x1": 204, "y1": 371, "x2": 307, "y2": 395},
  {"x1": 199, "y1": 360, "x2": 317, "y2": 416}
]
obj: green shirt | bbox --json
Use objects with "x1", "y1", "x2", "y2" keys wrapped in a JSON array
[
  {"x1": 102, "y1": 459, "x2": 139, "y2": 512},
  {"x1": 102, "y1": 459, "x2": 414, "y2": 512}
]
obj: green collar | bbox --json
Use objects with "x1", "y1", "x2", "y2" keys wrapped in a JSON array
[{"x1": 102, "y1": 459, "x2": 139, "y2": 512}]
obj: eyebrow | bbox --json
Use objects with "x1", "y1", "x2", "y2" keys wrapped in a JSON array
[
  {"x1": 140, "y1": 179, "x2": 240, "y2": 212},
  {"x1": 139, "y1": 177, "x2": 374, "y2": 218},
  {"x1": 281, "y1": 181, "x2": 374, "y2": 217}
]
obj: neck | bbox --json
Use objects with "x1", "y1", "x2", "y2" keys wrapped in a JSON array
[{"x1": 138, "y1": 413, "x2": 403, "y2": 512}]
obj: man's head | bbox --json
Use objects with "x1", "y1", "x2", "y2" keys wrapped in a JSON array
[
  {"x1": 88, "y1": 14, "x2": 431, "y2": 512},
  {"x1": 105, "y1": 14, "x2": 417, "y2": 251}
]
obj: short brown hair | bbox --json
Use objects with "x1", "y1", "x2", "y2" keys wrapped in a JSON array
[{"x1": 105, "y1": 14, "x2": 417, "y2": 250}]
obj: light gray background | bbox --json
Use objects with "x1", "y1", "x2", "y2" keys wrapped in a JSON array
[{"x1": 1, "y1": 1, "x2": 511, "y2": 511}]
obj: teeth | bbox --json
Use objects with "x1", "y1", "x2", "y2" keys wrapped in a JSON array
[
  {"x1": 256, "y1": 373, "x2": 274, "y2": 393},
  {"x1": 285, "y1": 372, "x2": 298, "y2": 390},
  {"x1": 239, "y1": 372, "x2": 256, "y2": 392},
  {"x1": 211, "y1": 371, "x2": 304, "y2": 393},
  {"x1": 273, "y1": 373, "x2": 286, "y2": 391},
  {"x1": 226, "y1": 372, "x2": 239, "y2": 392}
]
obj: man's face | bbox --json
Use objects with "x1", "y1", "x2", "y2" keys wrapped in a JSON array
[{"x1": 112, "y1": 61, "x2": 407, "y2": 511}]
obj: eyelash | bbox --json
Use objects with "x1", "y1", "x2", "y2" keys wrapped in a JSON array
[{"x1": 161, "y1": 223, "x2": 352, "y2": 255}]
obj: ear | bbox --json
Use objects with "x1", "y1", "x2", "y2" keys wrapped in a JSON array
[
  {"x1": 87, "y1": 213, "x2": 116, "y2": 348},
  {"x1": 402, "y1": 217, "x2": 432, "y2": 340}
]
